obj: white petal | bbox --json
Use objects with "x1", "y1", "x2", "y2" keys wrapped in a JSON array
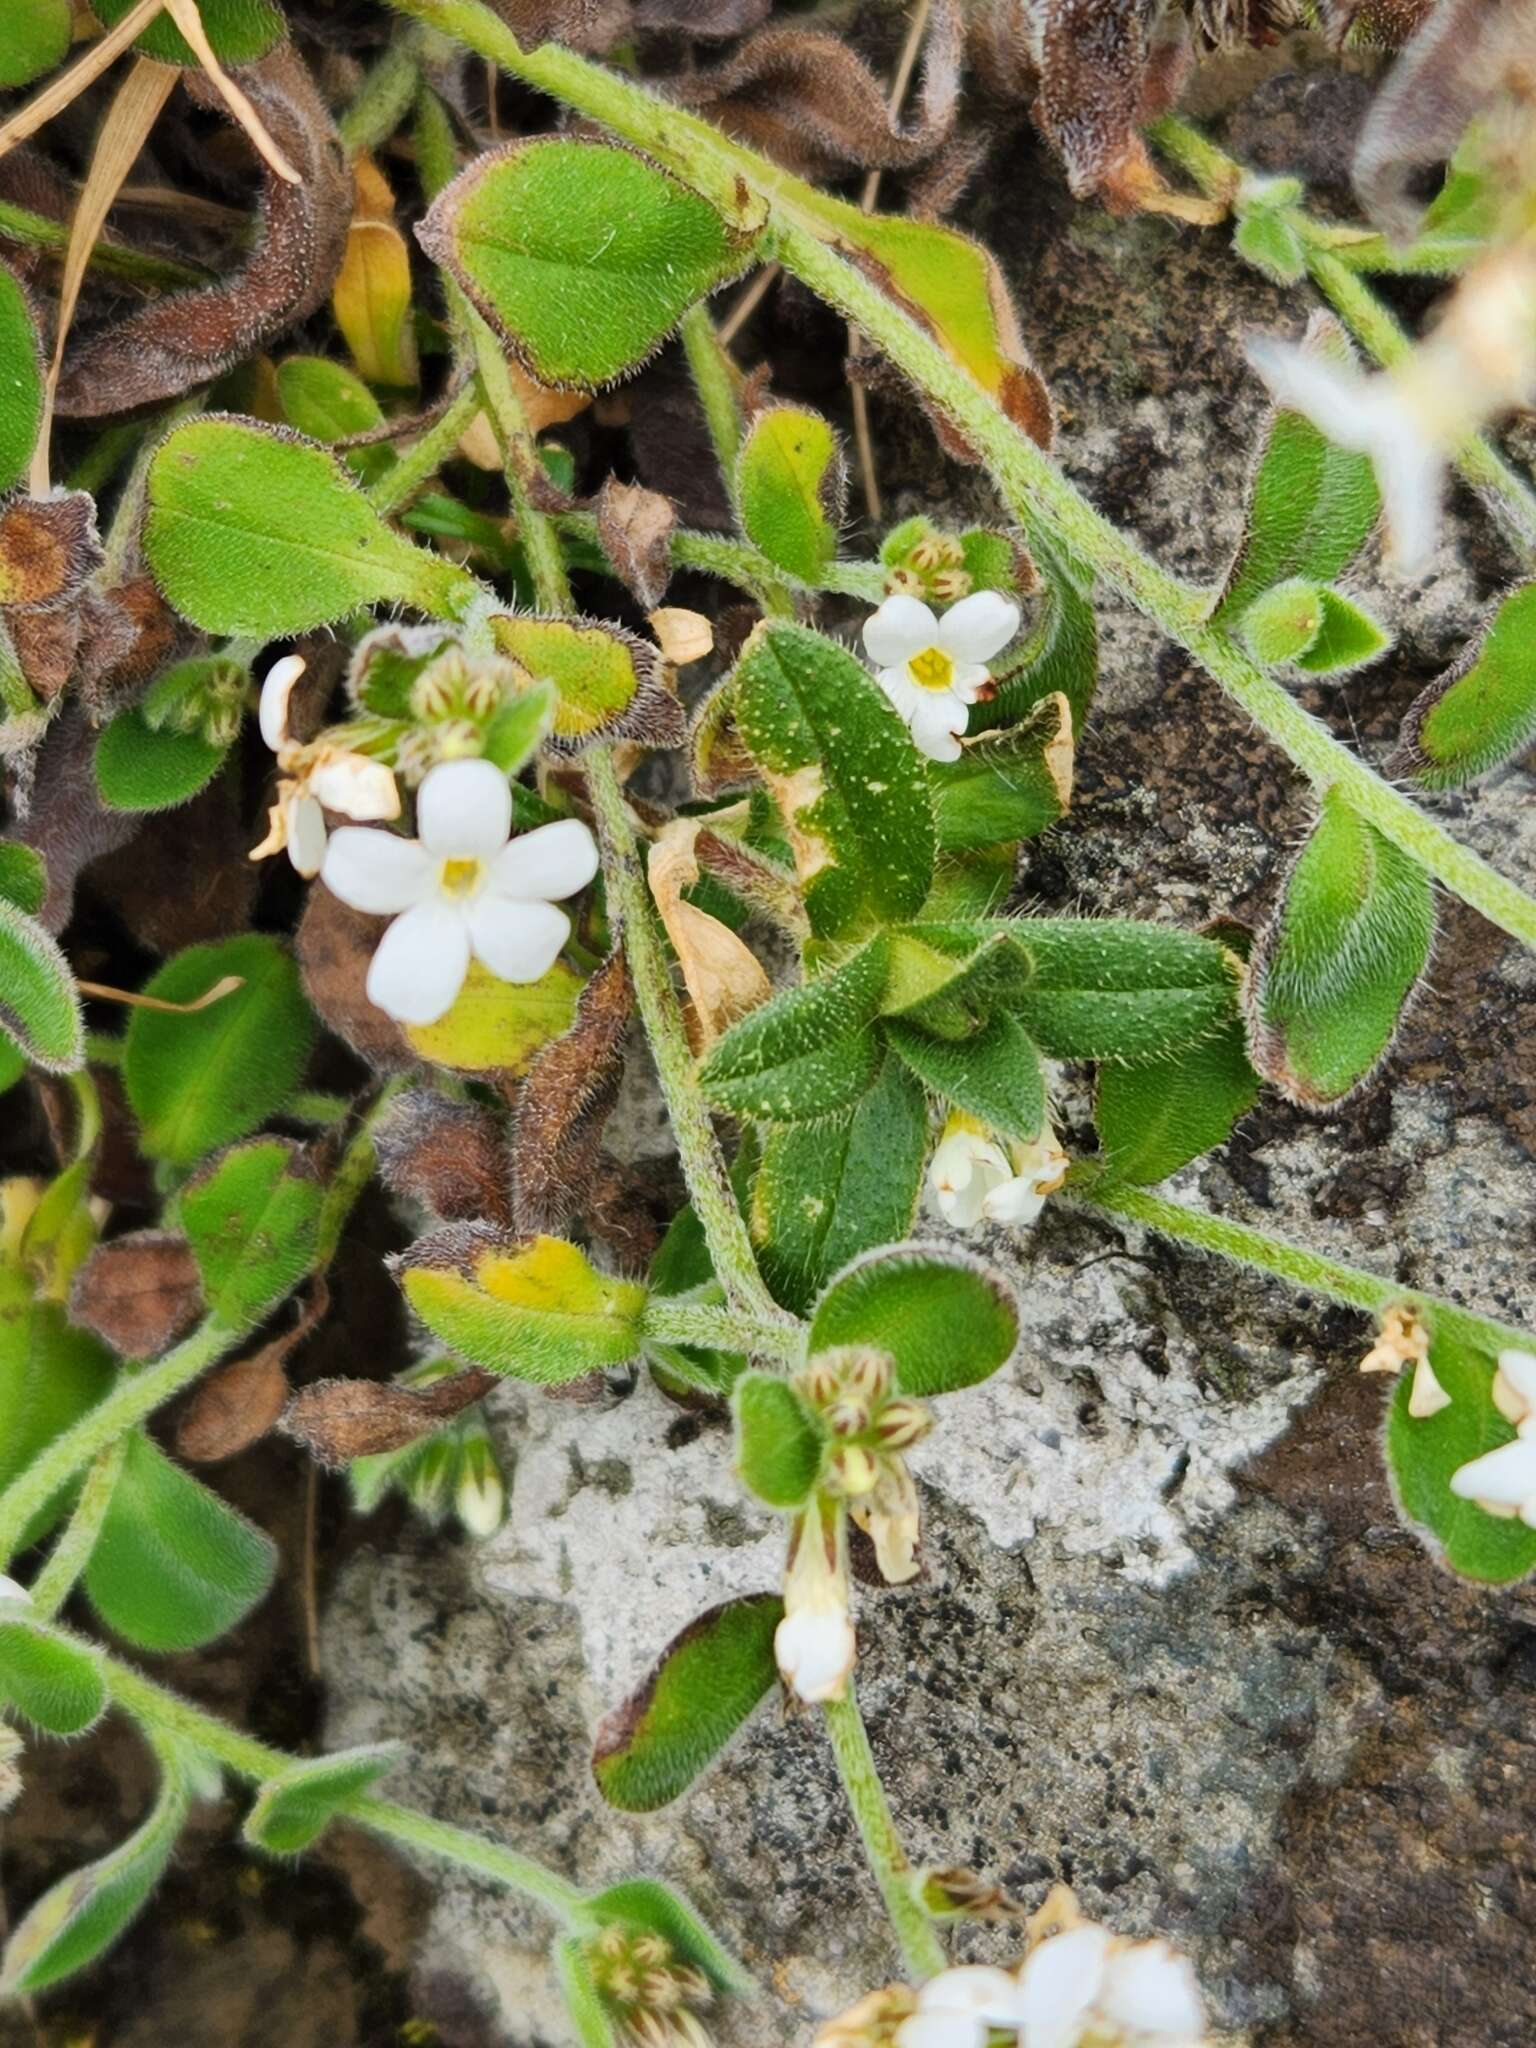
[
  {"x1": 774, "y1": 1609, "x2": 855, "y2": 1703},
  {"x1": 416, "y1": 757, "x2": 512, "y2": 858},
  {"x1": 286, "y1": 794, "x2": 327, "y2": 879},
  {"x1": 322, "y1": 827, "x2": 434, "y2": 915},
  {"x1": 936, "y1": 590, "x2": 1020, "y2": 664},
  {"x1": 1495, "y1": 1349, "x2": 1536, "y2": 1423},
  {"x1": 982, "y1": 1175, "x2": 1047, "y2": 1228},
  {"x1": 894, "y1": 2013, "x2": 987, "y2": 2048},
  {"x1": 467, "y1": 894, "x2": 571, "y2": 985},
  {"x1": 258, "y1": 654, "x2": 306, "y2": 752},
  {"x1": 0, "y1": 1573, "x2": 31, "y2": 1605},
  {"x1": 949, "y1": 664, "x2": 992, "y2": 704},
  {"x1": 1447, "y1": 1436, "x2": 1536, "y2": 1510},
  {"x1": 1372, "y1": 418, "x2": 1444, "y2": 579},
  {"x1": 1015, "y1": 1925, "x2": 1111, "y2": 2048},
  {"x1": 365, "y1": 900, "x2": 471, "y2": 1026},
  {"x1": 918, "y1": 1965, "x2": 1024, "y2": 2025},
  {"x1": 877, "y1": 666, "x2": 928, "y2": 719},
  {"x1": 1245, "y1": 337, "x2": 1372, "y2": 451},
  {"x1": 907, "y1": 695, "x2": 969, "y2": 763},
  {"x1": 1097, "y1": 1941, "x2": 1205, "y2": 2041},
  {"x1": 863, "y1": 594, "x2": 939, "y2": 668},
  {"x1": 487, "y1": 817, "x2": 599, "y2": 902},
  {"x1": 308, "y1": 754, "x2": 400, "y2": 823}
]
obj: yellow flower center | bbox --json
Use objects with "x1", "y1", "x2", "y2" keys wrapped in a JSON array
[
  {"x1": 439, "y1": 857, "x2": 483, "y2": 897},
  {"x1": 907, "y1": 645, "x2": 955, "y2": 691}
]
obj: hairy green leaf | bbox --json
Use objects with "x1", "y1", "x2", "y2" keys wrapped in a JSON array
[
  {"x1": 732, "y1": 623, "x2": 934, "y2": 939},
  {"x1": 736, "y1": 405, "x2": 843, "y2": 583},
  {"x1": 0, "y1": 1261, "x2": 114, "y2": 1548},
  {"x1": 180, "y1": 1139, "x2": 323, "y2": 1330},
  {"x1": 0, "y1": 842, "x2": 46, "y2": 917},
  {"x1": 0, "y1": 1611, "x2": 107, "y2": 1736},
  {"x1": 984, "y1": 547, "x2": 1097, "y2": 734},
  {"x1": 887, "y1": 1011, "x2": 1046, "y2": 1141},
  {"x1": 807, "y1": 1244, "x2": 1018, "y2": 1398},
  {"x1": 1245, "y1": 792, "x2": 1433, "y2": 1106},
  {"x1": 420, "y1": 139, "x2": 760, "y2": 390},
  {"x1": 1005, "y1": 919, "x2": 1241, "y2": 1062},
  {"x1": 1386, "y1": 1330, "x2": 1536, "y2": 1584},
  {"x1": 1095, "y1": 1018, "x2": 1260, "y2": 1185},
  {"x1": 751, "y1": 1053, "x2": 929, "y2": 1313},
  {"x1": 697, "y1": 938, "x2": 890, "y2": 1124},
  {"x1": 146, "y1": 418, "x2": 478, "y2": 636},
  {"x1": 1392, "y1": 583, "x2": 1536, "y2": 787},
  {"x1": 0, "y1": 897, "x2": 83, "y2": 1073},
  {"x1": 0, "y1": 265, "x2": 42, "y2": 488},
  {"x1": 84, "y1": 1431, "x2": 276, "y2": 1651},
  {"x1": 276, "y1": 356, "x2": 386, "y2": 444},
  {"x1": 398, "y1": 1230, "x2": 646, "y2": 1381},
  {"x1": 123, "y1": 935, "x2": 315, "y2": 1166},
  {"x1": 930, "y1": 691, "x2": 1072, "y2": 851},
  {"x1": 244, "y1": 1745, "x2": 401, "y2": 1855},
  {"x1": 95, "y1": 709, "x2": 228, "y2": 813},
  {"x1": 733, "y1": 1373, "x2": 826, "y2": 1508},
  {"x1": 1293, "y1": 588, "x2": 1391, "y2": 673},
  {"x1": 93, "y1": 0, "x2": 284, "y2": 63},
  {"x1": 593, "y1": 1595, "x2": 783, "y2": 1813}
]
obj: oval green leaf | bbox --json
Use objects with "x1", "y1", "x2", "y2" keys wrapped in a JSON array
[
  {"x1": 397, "y1": 1229, "x2": 647, "y2": 1382},
  {"x1": 91, "y1": 0, "x2": 284, "y2": 66},
  {"x1": 807, "y1": 1242, "x2": 1019, "y2": 1398},
  {"x1": 95, "y1": 708, "x2": 228, "y2": 813},
  {"x1": 180, "y1": 1139, "x2": 324, "y2": 1330},
  {"x1": 0, "y1": 264, "x2": 42, "y2": 489},
  {"x1": 244, "y1": 1744, "x2": 402, "y2": 1855},
  {"x1": 1385, "y1": 1330, "x2": 1536, "y2": 1584},
  {"x1": 0, "y1": 1612, "x2": 107, "y2": 1736},
  {"x1": 736, "y1": 405, "x2": 844, "y2": 583},
  {"x1": 0, "y1": 896, "x2": 83, "y2": 1073},
  {"x1": 733, "y1": 1373, "x2": 826, "y2": 1508},
  {"x1": 1393, "y1": 583, "x2": 1536, "y2": 788}
]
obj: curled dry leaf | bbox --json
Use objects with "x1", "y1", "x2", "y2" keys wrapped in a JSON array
[
  {"x1": 176, "y1": 1344, "x2": 292, "y2": 1463},
  {"x1": 374, "y1": 1089, "x2": 515, "y2": 1229},
  {"x1": 0, "y1": 493, "x2": 102, "y2": 614},
  {"x1": 279, "y1": 1367, "x2": 497, "y2": 1466},
  {"x1": 68, "y1": 1229, "x2": 204, "y2": 1359},
  {"x1": 55, "y1": 45, "x2": 350, "y2": 417},
  {"x1": 595, "y1": 477, "x2": 677, "y2": 611},
  {"x1": 512, "y1": 949, "x2": 633, "y2": 1233},
  {"x1": 648, "y1": 607, "x2": 713, "y2": 667},
  {"x1": 667, "y1": 0, "x2": 962, "y2": 181},
  {"x1": 648, "y1": 818, "x2": 772, "y2": 1053}
]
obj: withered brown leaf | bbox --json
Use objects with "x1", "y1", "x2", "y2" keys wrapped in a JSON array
[
  {"x1": 512, "y1": 949, "x2": 633, "y2": 1234},
  {"x1": 176, "y1": 1344, "x2": 292, "y2": 1463},
  {"x1": 279, "y1": 1368, "x2": 497, "y2": 1466},
  {"x1": 295, "y1": 884, "x2": 417, "y2": 1072},
  {"x1": 68, "y1": 1229, "x2": 204, "y2": 1359},
  {"x1": 374, "y1": 1089, "x2": 514, "y2": 1228},
  {"x1": 0, "y1": 492, "x2": 101, "y2": 613},
  {"x1": 594, "y1": 477, "x2": 677, "y2": 611},
  {"x1": 55, "y1": 45, "x2": 350, "y2": 417}
]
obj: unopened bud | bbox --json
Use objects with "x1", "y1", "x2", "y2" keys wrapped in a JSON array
[
  {"x1": 823, "y1": 1398, "x2": 870, "y2": 1439},
  {"x1": 916, "y1": 1865, "x2": 1019, "y2": 1923},
  {"x1": 455, "y1": 1437, "x2": 506, "y2": 1538},
  {"x1": 928, "y1": 569, "x2": 973, "y2": 601},
  {"x1": 830, "y1": 1443, "x2": 880, "y2": 1496},
  {"x1": 884, "y1": 566, "x2": 923, "y2": 596},
  {"x1": 873, "y1": 1399, "x2": 931, "y2": 1450}
]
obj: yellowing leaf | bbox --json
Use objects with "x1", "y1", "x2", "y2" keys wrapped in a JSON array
[
  {"x1": 405, "y1": 957, "x2": 584, "y2": 1076},
  {"x1": 398, "y1": 1228, "x2": 646, "y2": 1381},
  {"x1": 333, "y1": 159, "x2": 418, "y2": 389}
]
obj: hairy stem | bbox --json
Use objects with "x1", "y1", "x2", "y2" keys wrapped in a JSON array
[
  {"x1": 640, "y1": 1297, "x2": 803, "y2": 1360},
  {"x1": 28, "y1": 1438, "x2": 128, "y2": 1620},
  {"x1": 584, "y1": 749, "x2": 788, "y2": 1327},
  {"x1": 382, "y1": 0, "x2": 1536, "y2": 955},
  {"x1": 679, "y1": 301, "x2": 744, "y2": 487},
  {"x1": 555, "y1": 509, "x2": 884, "y2": 607},
  {"x1": 365, "y1": 379, "x2": 483, "y2": 515},
  {"x1": 0, "y1": 1318, "x2": 235, "y2": 1569},
  {"x1": 0, "y1": 197, "x2": 207, "y2": 290},
  {"x1": 99, "y1": 1654, "x2": 587, "y2": 1919},
  {"x1": 823, "y1": 1689, "x2": 948, "y2": 1982},
  {"x1": 338, "y1": 38, "x2": 421, "y2": 157},
  {"x1": 1070, "y1": 1182, "x2": 1534, "y2": 1355},
  {"x1": 467, "y1": 306, "x2": 573, "y2": 611}
]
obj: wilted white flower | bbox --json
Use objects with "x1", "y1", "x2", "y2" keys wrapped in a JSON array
[
  {"x1": 1247, "y1": 239, "x2": 1536, "y2": 578},
  {"x1": 321, "y1": 755, "x2": 598, "y2": 1027},
  {"x1": 1356, "y1": 1304, "x2": 1450, "y2": 1419},
  {"x1": 251, "y1": 654, "x2": 401, "y2": 876},
  {"x1": 862, "y1": 591, "x2": 1020, "y2": 762},
  {"x1": 775, "y1": 1500, "x2": 856, "y2": 1704},
  {"x1": 898, "y1": 1967, "x2": 1025, "y2": 2048},
  {"x1": 1013, "y1": 1915, "x2": 1205, "y2": 2048},
  {"x1": 927, "y1": 1114, "x2": 1068, "y2": 1231}
]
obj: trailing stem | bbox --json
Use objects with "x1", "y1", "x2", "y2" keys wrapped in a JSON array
[
  {"x1": 1070, "y1": 1181, "x2": 1535, "y2": 1357},
  {"x1": 823, "y1": 1688, "x2": 949, "y2": 1983}
]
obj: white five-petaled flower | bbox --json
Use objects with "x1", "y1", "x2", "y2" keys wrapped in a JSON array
[
  {"x1": 251, "y1": 654, "x2": 401, "y2": 876},
  {"x1": 862, "y1": 590, "x2": 1021, "y2": 762},
  {"x1": 320, "y1": 755, "x2": 599, "y2": 1028},
  {"x1": 927, "y1": 1114, "x2": 1069, "y2": 1231},
  {"x1": 1449, "y1": 1347, "x2": 1536, "y2": 1528}
]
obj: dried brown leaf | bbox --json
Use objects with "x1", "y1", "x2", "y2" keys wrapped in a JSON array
[
  {"x1": 280, "y1": 1368, "x2": 497, "y2": 1466},
  {"x1": 55, "y1": 45, "x2": 350, "y2": 416},
  {"x1": 176, "y1": 1345, "x2": 292, "y2": 1463},
  {"x1": 295, "y1": 884, "x2": 416, "y2": 1073},
  {"x1": 512, "y1": 949, "x2": 633, "y2": 1234},
  {"x1": 375, "y1": 1089, "x2": 514, "y2": 1228},
  {"x1": 594, "y1": 477, "x2": 677, "y2": 611},
  {"x1": 648, "y1": 819, "x2": 771, "y2": 1054},
  {"x1": 68, "y1": 1229, "x2": 203, "y2": 1359},
  {"x1": 0, "y1": 492, "x2": 101, "y2": 614}
]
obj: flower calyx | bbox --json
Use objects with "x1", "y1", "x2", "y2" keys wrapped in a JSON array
[
  {"x1": 795, "y1": 1346, "x2": 931, "y2": 1586},
  {"x1": 585, "y1": 1922, "x2": 715, "y2": 2048}
]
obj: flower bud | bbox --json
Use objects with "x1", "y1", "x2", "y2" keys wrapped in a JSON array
[
  {"x1": 454, "y1": 1436, "x2": 506, "y2": 1539},
  {"x1": 830, "y1": 1443, "x2": 881, "y2": 1497},
  {"x1": 873, "y1": 1399, "x2": 931, "y2": 1450},
  {"x1": 775, "y1": 1500, "x2": 855, "y2": 1703}
]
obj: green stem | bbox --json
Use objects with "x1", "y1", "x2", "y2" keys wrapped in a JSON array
[
  {"x1": 98, "y1": 1654, "x2": 586, "y2": 1920},
  {"x1": 679, "y1": 302, "x2": 744, "y2": 490},
  {"x1": 381, "y1": 0, "x2": 1536, "y2": 952},
  {"x1": 1070, "y1": 1182, "x2": 1535, "y2": 1355},
  {"x1": 28, "y1": 1438, "x2": 128, "y2": 1620},
  {"x1": 338, "y1": 38, "x2": 421, "y2": 157},
  {"x1": 466, "y1": 306, "x2": 573, "y2": 611},
  {"x1": 365, "y1": 379, "x2": 484, "y2": 515},
  {"x1": 640, "y1": 1297, "x2": 803, "y2": 1359},
  {"x1": 314, "y1": 1079, "x2": 408, "y2": 1268},
  {"x1": 584, "y1": 749, "x2": 788, "y2": 1327},
  {"x1": 0, "y1": 197, "x2": 208, "y2": 290},
  {"x1": 556, "y1": 509, "x2": 883, "y2": 608},
  {"x1": 0, "y1": 1318, "x2": 235, "y2": 1569},
  {"x1": 101, "y1": 395, "x2": 201, "y2": 585},
  {"x1": 822, "y1": 1689, "x2": 947, "y2": 1982}
]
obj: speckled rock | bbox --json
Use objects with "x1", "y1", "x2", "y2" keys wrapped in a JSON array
[{"x1": 322, "y1": 62, "x2": 1536, "y2": 2048}]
